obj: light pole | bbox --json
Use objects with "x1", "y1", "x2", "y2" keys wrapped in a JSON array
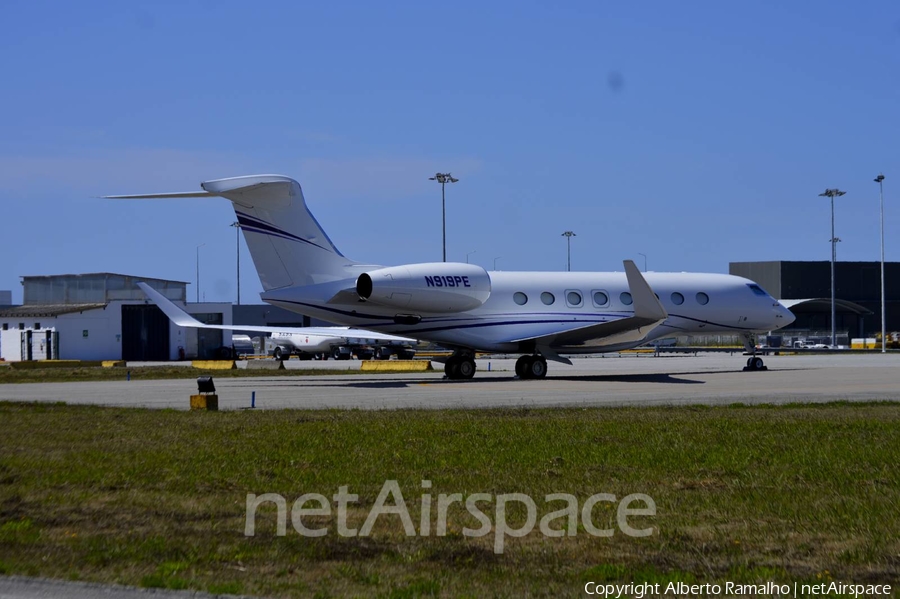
[
  {"x1": 466, "y1": 250, "x2": 477, "y2": 264},
  {"x1": 493, "y1": 256, "x2": 502, "y2": 270},
  {"x1": 561, "y1": 231, "x2": 576, "y2": 271},
  {"x1": 429, "y1": 173, "x2": 459, "y2": 262},
  {"x1": 638, "y1": 252, "x2": 647, "y2": 272},
  {"x1": 875, "y1": 174, "x2": 886, "y2": 353},
  {"x1": 231, "y1": 222, "x2": 241, "y2": 305},
  {"x1": 819, "y1": 188, "x2": 846, "y2": 347},
  {"x1": 195, "y1": 243, "x2": 206, "y2": 303}
]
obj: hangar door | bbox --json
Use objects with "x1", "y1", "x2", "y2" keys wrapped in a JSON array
[
  {"x1": 122, "y1": 305, "x2": 170, "y2": 361},
  {"x1": 191, "y1": 313, "x2": 223, "y2": 359}
]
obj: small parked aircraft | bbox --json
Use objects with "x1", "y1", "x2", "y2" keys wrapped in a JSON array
[{"x1": 136, "y1": 282, "x2": 416, "y2": 360}]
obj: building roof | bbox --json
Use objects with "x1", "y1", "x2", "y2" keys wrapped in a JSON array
[
  {"x1": 21, "y1": 272, "x2": 189, "y2": 284},
  {"x1": 780, "y1": 298, "x2": 873, "y2": 315},
  {"x1": 0, "y1": 303, "x2": 108, "y2": 318}
]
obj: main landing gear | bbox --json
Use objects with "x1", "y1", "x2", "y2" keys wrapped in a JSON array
[
  {"x1": 515, "y1": 355, "x2": 548, "y2": 379},
  {"x1": 444, "y1": 353, "x2": 477, "y2": 380},
  {"x1": 442, "y1": 352, "x2": 550, "y2": 380},
  {"x1": 741, "y1": 334, "x2": 767, "y2": 371}
]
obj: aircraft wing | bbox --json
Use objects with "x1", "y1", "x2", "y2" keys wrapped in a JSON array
[
  {"x1": 136, "y1": 282, "x2": 416, "y2": 343},
  {"x1": 503, "y1": 260, "x2": 668, "y2": 349}
]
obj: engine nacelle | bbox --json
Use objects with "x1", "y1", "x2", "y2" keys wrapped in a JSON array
[{"x1": 356, "y1": 262, "x2": 491, "y2": 313}]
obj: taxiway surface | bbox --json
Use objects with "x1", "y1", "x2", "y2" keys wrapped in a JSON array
[{"x1": 0, "y1": 353, "x2": 897, "y2": 410}]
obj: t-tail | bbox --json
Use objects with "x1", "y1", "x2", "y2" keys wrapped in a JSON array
[{"x1": 106, "y1": 175, "x2": 357, "y2": 290}]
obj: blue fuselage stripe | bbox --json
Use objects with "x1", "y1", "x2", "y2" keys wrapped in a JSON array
[{"x1": 236, "y1": 212, "x2": 333, "y2": 252}]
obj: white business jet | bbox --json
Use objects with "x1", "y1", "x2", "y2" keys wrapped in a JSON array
[
  {"x1": 136, "y1": 282, "x2": 416, "y2": 360},
  {"x1": 108, "y1": 175, "x2": 795, "y2": 379}
]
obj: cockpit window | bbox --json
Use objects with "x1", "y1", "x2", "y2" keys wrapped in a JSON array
[{"x1": 747, "y1": 284, "x2": 767, "y2": 296}]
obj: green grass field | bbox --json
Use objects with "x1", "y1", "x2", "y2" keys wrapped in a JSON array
[
  {"x1": 0, "y1": 364, "x2": 394, "y2": 384},
  {"x1": 1, "y1": 401, "x2": 898, "y2": 597}
]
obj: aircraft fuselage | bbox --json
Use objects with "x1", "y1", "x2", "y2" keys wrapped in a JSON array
[{"x1": 263, "y1": 270, "x2": 793, "y2": 353}]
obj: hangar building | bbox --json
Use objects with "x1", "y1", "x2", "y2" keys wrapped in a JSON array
[
  {"x1": 0, "y1": 273, "x2": 232, "y2": 361},
  {"x1": 729, "y1": 261, "x2": 899, "y2": 338}
]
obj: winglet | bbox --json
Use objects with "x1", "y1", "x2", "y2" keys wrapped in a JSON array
[
  {"x1": 136, "y1": 282, "x2": 205, "y2": 328},
  {"x1": 623, "y1": 260, "x2": 668, "y2": 321}
]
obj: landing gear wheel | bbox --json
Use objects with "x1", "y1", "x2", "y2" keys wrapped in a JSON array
[
  {"x1": 528, "y1": 356, "x2": 548, "y2": 379},
  {"x1": 743, "y1": 356, "x2": 767, "y2": 371},
  {"x1": 515, "y1": 356, "x2": 532, "y2": 379},
  {"x1": 457, "y1": 357, "x2": 477, "y2": 380},
  {"x1": 273, "y1": 346, "x2": 283, "y2": 360}
]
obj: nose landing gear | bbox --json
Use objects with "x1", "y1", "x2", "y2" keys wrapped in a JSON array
[
  {"x1": 744, "y1": 355, "x2": 767, "y2": 371},
  {"x1": 741, "y1": 334, "x2": 768, "y2": 371}
]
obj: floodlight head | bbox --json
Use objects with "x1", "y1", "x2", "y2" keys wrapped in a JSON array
[
  {"x1": 430, "y1": 173, "x2": 458, "y2": 184},
  {"x1": 818, "y1": 188, "x2": 846, "y2": 198},
  {"x1": 197, "y1": 376, "x2": 215, "y2": 394},
  {"x1": 875, "y1": 174, "x2": 885, "y2": 183}
]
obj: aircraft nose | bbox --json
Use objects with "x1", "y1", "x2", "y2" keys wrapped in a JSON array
[{"x1": 775, "y1": 303, "x2": 795, "y2": 327}]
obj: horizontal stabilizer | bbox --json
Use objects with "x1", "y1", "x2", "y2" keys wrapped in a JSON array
[
  {"x1": 106, "y1": 174, "x2": 354, "y2": 290},
  {"x1": 103, "y1": 191, "x2": 215, "y2": 199}
]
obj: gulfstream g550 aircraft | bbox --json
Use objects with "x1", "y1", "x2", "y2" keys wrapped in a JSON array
[{"x1": 107, "y1": 174, "x2": 795, "y2": 379}]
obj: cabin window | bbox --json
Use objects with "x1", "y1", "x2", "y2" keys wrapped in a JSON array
[
  {"x1": 513, "y1": 292, "x2": 528, "y2": 305},
  {"x1": 541, "y1": 292, "x2": 555, "y2": 305},
  {"x1": 696, "y1": 292, "x2": 710, "y2": 305},
  {"x1": 671, "y1": 292, "x2": 684, "y2": 305},
  {"x1": 34, "y1": 323, "x2": 40, "y2": 330},
  {"x1": 592, "y1": 290, "x2": 609, "y2": 307},
  {"x1": 566, "y1": 291, "x2": 583, "y2": 307},
  {"x1": 1, "y1": 323, "x2": 7, "y2": 330},
  {"x1": 620, "y1": 292, "x2": 633, "y2": 306}
]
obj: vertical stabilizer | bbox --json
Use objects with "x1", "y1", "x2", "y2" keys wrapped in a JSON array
[{"x1": 200, "y1": 175, "x2": 356, "y2": 290}]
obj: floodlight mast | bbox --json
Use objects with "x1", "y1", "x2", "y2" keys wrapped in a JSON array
[
  {"x1": 875, "y1": 174, "x2": 886, "y2": 353},
  {"x1": 561, "y1": 231, "x2": 576, "y2": 271},
  {"x1": 195, "y1": 243, "x2": 206, "y2": 303},
  {"x1": 231, "y1": 222, "x2": 241, "y2": 305},
  {"x1": 429, "y1": 173, "x2": 459, "y2": 262},
  {"x1": 818, "y1": 188, "x2": 846, "y2": 347}
]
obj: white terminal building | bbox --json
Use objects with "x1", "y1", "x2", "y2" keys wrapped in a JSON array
[{"x1": 0, "y1": 273, "x2": 232, "y2": 361}]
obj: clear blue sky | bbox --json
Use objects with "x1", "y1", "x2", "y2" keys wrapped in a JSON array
[{"x1": 2, "y1": 1, "x2": 898, "y2": 304}]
